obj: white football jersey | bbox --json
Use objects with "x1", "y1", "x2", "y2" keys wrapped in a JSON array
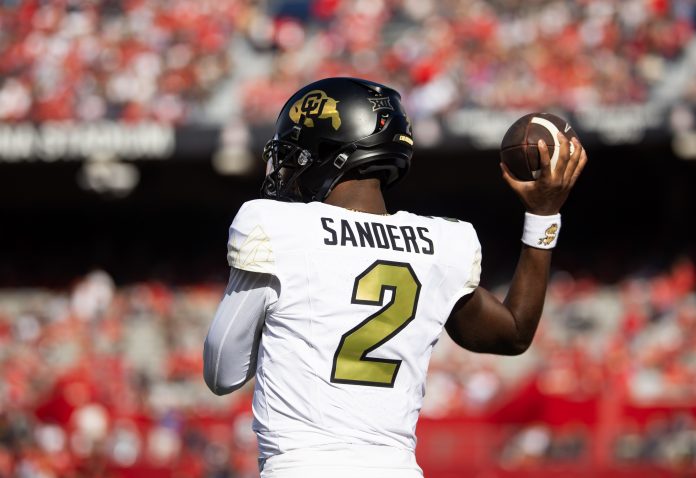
[{"x1": 227, "y1": 199, "x2": 481, "y2": 460}]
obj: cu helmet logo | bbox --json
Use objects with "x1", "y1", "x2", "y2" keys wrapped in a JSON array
[{"x1": 289, "y1": 90, "x2": 342, "y2": 130}]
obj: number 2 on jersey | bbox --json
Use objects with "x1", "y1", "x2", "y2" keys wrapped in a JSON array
[{"x1": 331, "y1": 260, "x2": 421, "y2": 387}]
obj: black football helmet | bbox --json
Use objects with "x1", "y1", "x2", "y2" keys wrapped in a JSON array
[{"x1": 261, "y1": 77, "x2": 414, "y2": 202}]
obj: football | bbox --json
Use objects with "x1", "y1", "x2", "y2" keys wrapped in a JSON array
[{"x1": 500, "y1": 112, "x2": 578, "y2": 181}]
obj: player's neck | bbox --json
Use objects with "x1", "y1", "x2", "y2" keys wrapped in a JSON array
[{"x1": 324, "y1": 178, "x2": 388, "y2": 215}]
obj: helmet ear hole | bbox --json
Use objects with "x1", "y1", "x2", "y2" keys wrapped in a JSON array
[
  {"x1": 374, "y1": 113, "x2": 391, "y2": 133},
  {"x1": 316, "y1": 139, "x2": 342, "y2": 164}
]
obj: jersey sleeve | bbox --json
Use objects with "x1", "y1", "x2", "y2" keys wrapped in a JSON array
[
  {"x1": 443, "y1": 221, "x2": 482, "y2": 315},
  {"x1": 227, "y1": 200, "x2": 276, "y2": 275}
]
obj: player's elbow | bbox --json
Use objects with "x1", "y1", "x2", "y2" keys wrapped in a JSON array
[
  {"x1": 203, "y1": 364, "x2": 247, "y2": 395},
  {"x1": 493, "y1": 330, "x2": 536, "y2": 355},
  {"x1": 466, "y1": 338, "x2": 532, "y2": 356},
  {"x1": 203, "y1": 340, "x2": 247, "y2": 395},
  {"x1": 203, "y1": 362, "x2": 225, "y2": 396},
  {"x1": 204, "y1": 375, "x2": 225, "y2": 395},
  {"x1": 205, "y1": 377, "x2": 245, "y2": 396},
  {"x1": 501, "y1": 338, "x2": 532, "y2": 356}
]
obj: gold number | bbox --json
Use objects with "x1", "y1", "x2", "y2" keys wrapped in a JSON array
[{"x1": 331, "y1": 261, "x2": 421, "y2": 387}]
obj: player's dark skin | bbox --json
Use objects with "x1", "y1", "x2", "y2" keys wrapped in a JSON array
[{"x1": 325, "y1": 132, "x2": 588, "y2": 355}]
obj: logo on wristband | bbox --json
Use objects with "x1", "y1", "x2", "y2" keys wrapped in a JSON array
[{"x1": 538, "y1": 224, "x2": 558, "y2": 246}]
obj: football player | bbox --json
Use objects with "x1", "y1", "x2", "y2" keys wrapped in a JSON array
[{"x1": 203, "y1": 77, "x2": 587, "y2": 477}]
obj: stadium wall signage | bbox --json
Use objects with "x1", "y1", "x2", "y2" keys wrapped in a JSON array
[
  {"x1": 0, "y1": 122, "x2": 175, "y2": 162},
  {"x1": 0, "y1": 103, "x2": 688, "y2": 164}
]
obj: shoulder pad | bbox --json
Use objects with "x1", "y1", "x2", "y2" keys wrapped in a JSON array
[{"x1": 227, "y1": 200, "x2": 276, "y2": 274}]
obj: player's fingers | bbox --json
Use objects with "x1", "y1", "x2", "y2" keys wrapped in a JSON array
[
  {"x1": 537, "y1": 139, "x2": 552, "y2": 180},
  {"x1": 569, "y1": 147, "x2": 588, "y2": 188},
  {"x1": 554, "y1": 132, "x2": 570, "y2": 178},
  {"x1": 563, "y1": 138, "x2": 582, "y2": 185},
  {"x1": 500, "y1": 162, "x2": 527, "y2": 193}
]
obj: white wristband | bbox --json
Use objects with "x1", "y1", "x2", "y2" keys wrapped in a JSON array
[{"x1": 522, "y1": 212, "x2": 561, "y2": 249}]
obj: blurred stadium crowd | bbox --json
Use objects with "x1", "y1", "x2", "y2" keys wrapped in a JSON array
[
  {"x1": 0, "y1": 0, "x2": 694, "y2": 124},
  {"x1": 1, "y1": 261, "x2": 694, "y2": 477}
]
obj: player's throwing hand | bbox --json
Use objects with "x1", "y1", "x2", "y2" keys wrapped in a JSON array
[{"x1": 500, "y1": 132, "x2": 588, "y2": 215}]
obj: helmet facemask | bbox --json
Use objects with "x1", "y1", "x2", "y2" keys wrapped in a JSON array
[{"x1": 261, "y1": 137, "x2": 314, "y2": 202}]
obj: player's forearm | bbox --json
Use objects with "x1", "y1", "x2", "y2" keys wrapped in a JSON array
[{"x1": 502, "y1": 245, "x2": 552, "y2": 353}]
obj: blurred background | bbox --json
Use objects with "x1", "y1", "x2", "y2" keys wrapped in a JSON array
[{"x1": 1, "y1": 0, "x2": 696, "y2": 477}]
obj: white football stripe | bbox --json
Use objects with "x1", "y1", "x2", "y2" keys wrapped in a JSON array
[{"x1": 531, "y1": 116, "x2": 561, "y2": 174}]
